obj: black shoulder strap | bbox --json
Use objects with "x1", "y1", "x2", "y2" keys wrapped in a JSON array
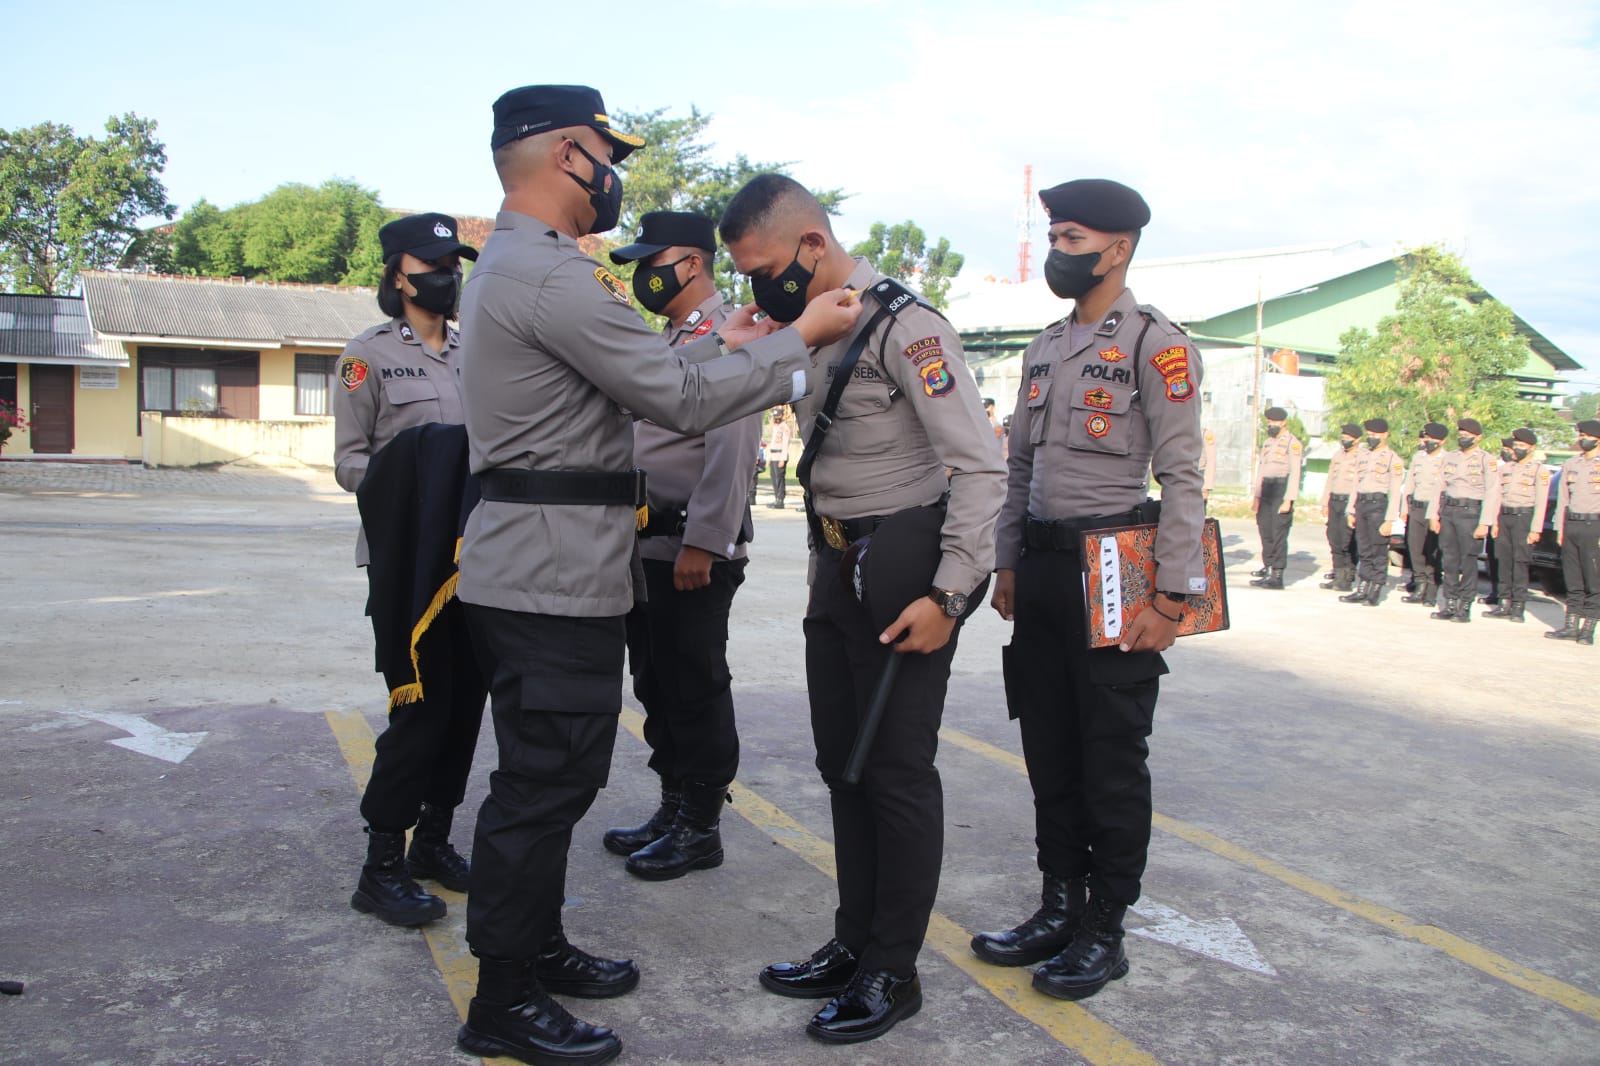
[{"x1": 795, "y1": 306, "x2": 891, "y2": 494}]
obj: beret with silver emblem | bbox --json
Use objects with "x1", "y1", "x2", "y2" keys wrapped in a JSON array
[
  {"x1": 379, "y1": 213, "x2": 478, "y2": 262},
  {"x1": 1038, "y1": 179, "x2": 1151, "y2": 231},
  {"x1": 491, "y1": 84, "x2": 645, "y2": 161}
]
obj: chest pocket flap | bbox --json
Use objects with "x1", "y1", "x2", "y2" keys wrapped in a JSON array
[
  {"x1": 1065, "y1": 385, "x2": 1135, "y2": 455},
  {"x1": 834, "y1": 373, "x2": 893, "y2": 418},
  {"x1": 384, "y1": 378, "x2": 440, "y2": 405}
]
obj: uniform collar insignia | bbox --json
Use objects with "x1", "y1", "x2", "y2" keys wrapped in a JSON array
[
  {"x1": 398, "y1": 322, "x2": 415, "y2": 342},
  {"x1": 685, "y1": 309, "x2": 703, "y2": 327},
  {"x1": 1097, "y1": 311, "x2": 1123, "y2": 335}
]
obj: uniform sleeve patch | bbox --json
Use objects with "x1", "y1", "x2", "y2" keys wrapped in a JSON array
[
  {"x1": 920, "y1": 359, "x2": 954, "y2": 397},
  {"x1": 1086, "y1": 414, "x2": 1111, "y2": 438},
  {"x1": 594, "y1": 266, "x2": 630, "y2": 304},
  {"x1": 1292, "y1": 441, "x2": 1303, "y2": 452},
  {"x1": 339, "y1": 356, "x2": 369, "y2": 391},
  {"x1": 903, "y1": 336, "x2": 943, "y2": 364},
  {"x1": 1150, "y1": 345, "x2": 1193, "y2": 402},
  {"x1": 1098, "y1": 345, "x2": 1129, "y2": 362},
  {"x1": 1084, "y1": 387, "x2": 1114, "y2": 410}
]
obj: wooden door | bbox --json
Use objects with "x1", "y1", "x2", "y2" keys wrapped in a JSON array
[{"x1": 29, "y1": 365, "x2": 74, "y2": 454}]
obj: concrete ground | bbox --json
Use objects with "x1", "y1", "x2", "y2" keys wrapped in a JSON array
[{"x1": 0, "y1": 461, "x2": 1595, "y2": 1066}]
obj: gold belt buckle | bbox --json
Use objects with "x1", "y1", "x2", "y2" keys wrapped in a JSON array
[{"x1": 820, "y1": 516, "x2": 848, "y2": 551}]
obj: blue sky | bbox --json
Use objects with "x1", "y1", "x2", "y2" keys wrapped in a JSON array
[{"x1": 6, "y1": 0, "x2": 1598, "y2": 386}]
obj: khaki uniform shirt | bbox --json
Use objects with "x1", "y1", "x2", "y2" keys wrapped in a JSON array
[
  {"x1": 1200, "y1": 429, "x2": 1217, "y2": 492},
  {"x1": 797, "y1": 258, "x2": 1005, "y2": 595},
  {"x1": 1496, "y1": 455, "x2": 1551, "y2": 531},
  {"x1": 995, "y1": 288, "x2": 1208, "y2": 596},
  {"x1": 1554, "y1": 452, "x2": 1600, "y2": 537},
  {"x1": 1252, "y1": 430, "x2": 1302, "y2": 498},
  {"x1": 1401, "y1": 446, "x2": 1445, "y2": 508},
  {"x1": 1432, "y1": 447, "x2": 1500, "y2": 524},
  {"x1": 766, "y1": 414, "x2": 794, "y2": 463},
  {"x1": 1354, "y1": 443, "x2": 1406, "y2": 523},
  {"x1": 1320, "y1": 443, "x2": 1359, "y2": 509},
  {"x1": 332, "y1": 316, "x2": 466, "y2": 565},
  {"x1": 633, "y1": 293, "x2": 760, "y2": 564},
  {"x1": 458, "y1": 210, "x2": 810, "y2": 617}
]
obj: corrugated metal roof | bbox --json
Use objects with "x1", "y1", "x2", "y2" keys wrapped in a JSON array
[
  {"x1": 0, "y1": 293, "x2": 126, "y2": 364},
  {"x1": 80, "y1": 271, "x2": 377, "y2": 345}
]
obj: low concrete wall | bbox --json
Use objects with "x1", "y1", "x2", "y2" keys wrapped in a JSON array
[{"x1": 141, "y1": 412, "x2": 334, "y2": 468}]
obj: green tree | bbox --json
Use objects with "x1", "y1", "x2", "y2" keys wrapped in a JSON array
[
  {"x1": 1326, "y1": 246, "x2": 1564, "y2": 454},
  {"x1": 0, "y1": 114, "x2": 175, "y2": 294},
  {"x1": 849, "y1": 221, "x2": 965, "y2": 311},
  {"x1": 166, "y1": 179, "x2": 387, "y2": 285},
  {"x1": 608, "y1": 107, "x2": 847, "y2": 307},
  {"x1": 1570, "y1": 390, "x2": 1599, "y2": 422}
]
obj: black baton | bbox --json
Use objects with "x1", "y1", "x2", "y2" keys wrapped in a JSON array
[{"x1": 843, "y1": 648, "x2": 903, "y2": 785}]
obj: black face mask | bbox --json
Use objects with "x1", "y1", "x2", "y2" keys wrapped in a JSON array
[
  {"x1": 1266, "y1": 424, "x2": 1282, "y2": 437},
  {"x1": 1367, "y1": 436, "x2": 1383, "y2": 449},
  {"x1": 1044, "y1": 247, "x2": 1107, "y2": 300},
  {"x1": 1500, "y1": 448, "x2": 1515, "y2": 462},
  {"x1": 633, "y1": 255, "x2": 690, "y2": 314},
  {"x1": 1423, "y1": 440, "x2": 1441, "y2": 453},
  {"x1": 1580, "y1": 438, "x2": 1598, "y2": 452},
  {"x1": 405, "y1": 269, "x2": 461, "y2": 316},
  {"x1": 751, "y1": 242, "x2": 815, "y2": 323},
  {"x1": 1341, "y1": 438, "x2": 1357, "y2": 451},
  {"x1": 1513, "y1": 445, "x2": 1531, "y2": 460},
  {"x1": 1459, "y1": 434, "x2": 1476, "y2": 450},
  {"x1": 567, "y1": 140, "x2": 623, "y2": 235}
]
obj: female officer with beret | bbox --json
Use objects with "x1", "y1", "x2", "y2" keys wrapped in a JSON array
[{"x1": 333, "y1": 213, "x2": 488, "y2": 927}]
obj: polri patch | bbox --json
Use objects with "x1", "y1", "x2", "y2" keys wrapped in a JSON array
[
  {"x1": 920, "y1": 359, "x2": 954, "y2": 397},
  {"x1": 1027, "y1": 382, "x2": 1041, "y2": 402},
  {"x1": 1098, "y1": 346, "x2": 1128, "y2": 363},
  {"x1": 594, "y1": 267, "x2": 630, "y2": 305},
  {"x1": 1084, "y1": 387, "x2": 1114, "y2": 410},
  {"x1": 1086, "y1": 414, "x2": 1111, "y2": 438},
  {"x1": 904, "y1": 336, "x2": 943, "y2": 364},
  {"x1": 340, "y1": 356, "x2": 369, "y2": 391},
  {"x1": 692, "y1": 318, "x2": 715, "y2": 337}
]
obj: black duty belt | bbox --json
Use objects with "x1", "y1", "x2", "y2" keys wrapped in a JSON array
[
  {"x1": 1024, "y1": 506, "x2": 1146, "y2": 553},
  {"x1": 1498, "y1": 506, "x2": 1534, "y2": 517},
  {"x1": 638, "y1": 505, "x2": 687, "y2": 539},
  {"x1": 1259, "y1": 476, "x2": 1288, "y2": 485},
  {"x1": 816, "y1": 513, "x2": 889, "y2": 552},
  {"x1": 1569, "y1": 511, "x2": 1600, "y2": 522},
  {"x1": 1328, "y1": 492, "x2": 1351, "y2": 503},
  {"x1": 1408, "y1": 496, "x2": 1430, "y2": 509},
  {"x1": 1355, "y1": 492, "x2": 1388, "y2": 504},
  {"x1": 1441, "y1": 495, "x2": 1481, "y2": 509},
  {"x1": 481, "y1": 468, "x2": 648, "y2": 507}
]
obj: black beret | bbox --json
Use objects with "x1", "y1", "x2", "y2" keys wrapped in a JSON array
[
  {"x1": 1577, "y1": 419, "x2": 1600, "y2": 436},
  {"x1": 1500, "y1": 437, "x2": 1516, "y2": 448},
  {"x1": 491, "y1": 84, "x2": 644, "y2": 161},
  {"x1": 1363, "y1": 418, "x2": 1388, "y2": 433},
  {"x1": 1512, "y1": 427, "x2": 1537, "y2": 445},
  {"x1": 378, "y1": 213, "x2": 478, "y2": 262},
  {"x1": 1340, "y1": 423, "x2": 1362, "y2": 437},
  {"x1": 1264, "y1": 406, "x2": 1287, "y2": 421},
  {"x1": 1423, "y1": 422, "x2": 1448, "y2": 440},
  {"x1": 1457, "y1": 418, "x2": 1484, "y2": 435},
  {"x1": 609, "y1": 211, "x2": 717, "y2": 265},
  {"x1": 1039, "y1": 179, "x2": 1151, "y2": 231}
]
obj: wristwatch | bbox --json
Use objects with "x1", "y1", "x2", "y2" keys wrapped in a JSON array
[
  {"x1": 1157, "y1": 592, "x2": 1189, "y2": 604},
  {"x1": 928, "y1": 587, "x2": 967, "y2": 618}
]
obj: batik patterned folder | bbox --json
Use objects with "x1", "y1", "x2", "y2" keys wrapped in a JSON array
[{"x1": 1081, "y1": 518, "x2": 1229, "y2": 649}]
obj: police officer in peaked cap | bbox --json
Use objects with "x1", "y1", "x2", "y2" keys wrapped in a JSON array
[
  {"x1": 333, "y1": 213, "x2": 488, "y2": 928},
  {"x1": 974, "y1": 178, "x2": 1206, "y2": 1001},
  {"x1": 451, "y1": 85, "x2": 862, "y2": 1065},
  {"x1": 601, "y1": 212, "x2": 762, "y2": 882}
]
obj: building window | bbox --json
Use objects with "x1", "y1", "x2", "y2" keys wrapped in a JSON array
[
  {"x1": 138, "y1": 348, "x2": 259, "y2": 420},
  {"x1": 295, "y1": 354, "x2": 337, "y2": 416}
]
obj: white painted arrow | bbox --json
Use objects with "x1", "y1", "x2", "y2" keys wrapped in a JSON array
[
  {"x1": 1128, "y1": 897, "x2": 1277, "y2": 976},
  {"x1": 61, "y1": 710, "x2": 208, "y2": 765}
]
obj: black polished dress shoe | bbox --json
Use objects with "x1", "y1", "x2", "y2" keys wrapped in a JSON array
[
  {"x1": 534, "y1": 937, "x2": 640, "y2": 999},
  {"x1": 457, "y1": 990, "x2": 621, "y2": 1066},
  {"x1": 806, "y1": 969, "x2": 922, "y2": 1044},
  {"x1": 759, "y1": 938, "x2": 859, "y2": 998}
]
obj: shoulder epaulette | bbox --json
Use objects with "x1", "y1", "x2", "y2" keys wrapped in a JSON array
[{"x1": 863, "y1": 277, "x2": 943, "y2": 321}]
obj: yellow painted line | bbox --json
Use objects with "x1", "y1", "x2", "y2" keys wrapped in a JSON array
[
  {"x1": 938, "y1": 725, "x2": 1600, "y2": 1025},
  {"x1": 620, "y1": 707, "x2": 1162, "y2": 1066},
  {"x1": 323, "y1": 710, "x2": 484, "y2": 1050}
]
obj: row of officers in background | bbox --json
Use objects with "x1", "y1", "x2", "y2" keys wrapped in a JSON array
[
  {"x1": 1247, "y1": 409, "x2": 1600, "y2": 644},
  {"x1": 330, "y1": 83, "x2": 1206, "y2": 1066}
]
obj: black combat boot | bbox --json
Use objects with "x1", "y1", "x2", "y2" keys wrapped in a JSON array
[
  {"x1": 1402, "y1": 579, "x2": 1432, "y2": 604},
  {"x1": 1431, "y1": 596, "x2": 1457, "y2": 621},
  {"x1": 1545, "y1": 609, "x2": 1580, "y2": 640},
  {"x1": 457, "y1": 956, "x2": 622, "y2": 1066},
  {"x1": 1578, "y1": 619, "x2": 1597, "y2": 646},
  {"x1": 1334, "y1": 566, "x2": 1356, "y2": 591},
  {"x1": 1363, "y1": 578, "x2": 1384, "y2": 606},
  {"x1": 601, "y1": 782, "x2": 681, "y2": 857},
  {"x1": 1249, "y1": 566, "x2": 1269, "y2": 578},
  {"x1": 1032, "y1": 894, "x2": 1130, "y2": 1001},
  {"x1": 1506, "y1": 600, "x2": 1526, "y2": 623},
  {"x1": 1484, "y1": 599, "x2": 1510, "y2": 618},
  {"x1": 971, "y1": 874, "x2": 1088, "y2": 966},
  {"x1": 624, "y1": 782, "x2": 725, "y2": 881},
  {"x1": 1454, "y1": 597, "x2": 1473, "y2": 623},
  {"x1": 534, "y1": 931, "x2": 639, "y2": 998},
  {"x1": 1251, "y1": 567, "x2": 1284, "y2": 589},
  {"x1": 1340, "y1": 579, "x2": 1368, "y2": 603},
  {"x1": 351, "y1": 828, "x2": 446, "y2": 926},
  {"x1": 406, "y1": 802, "x2": 470, "y2": 892}
]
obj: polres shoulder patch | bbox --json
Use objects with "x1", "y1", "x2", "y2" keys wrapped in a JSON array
[
  {"x1": 904, "y1": 336, "x2": 943, "y2": 364},
  {"x1": 920, "y1": 359, "x2": 955, "y2": 397},
  {"x1": 594, "y1": 267, "x2": 629, "y2": 304}
]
